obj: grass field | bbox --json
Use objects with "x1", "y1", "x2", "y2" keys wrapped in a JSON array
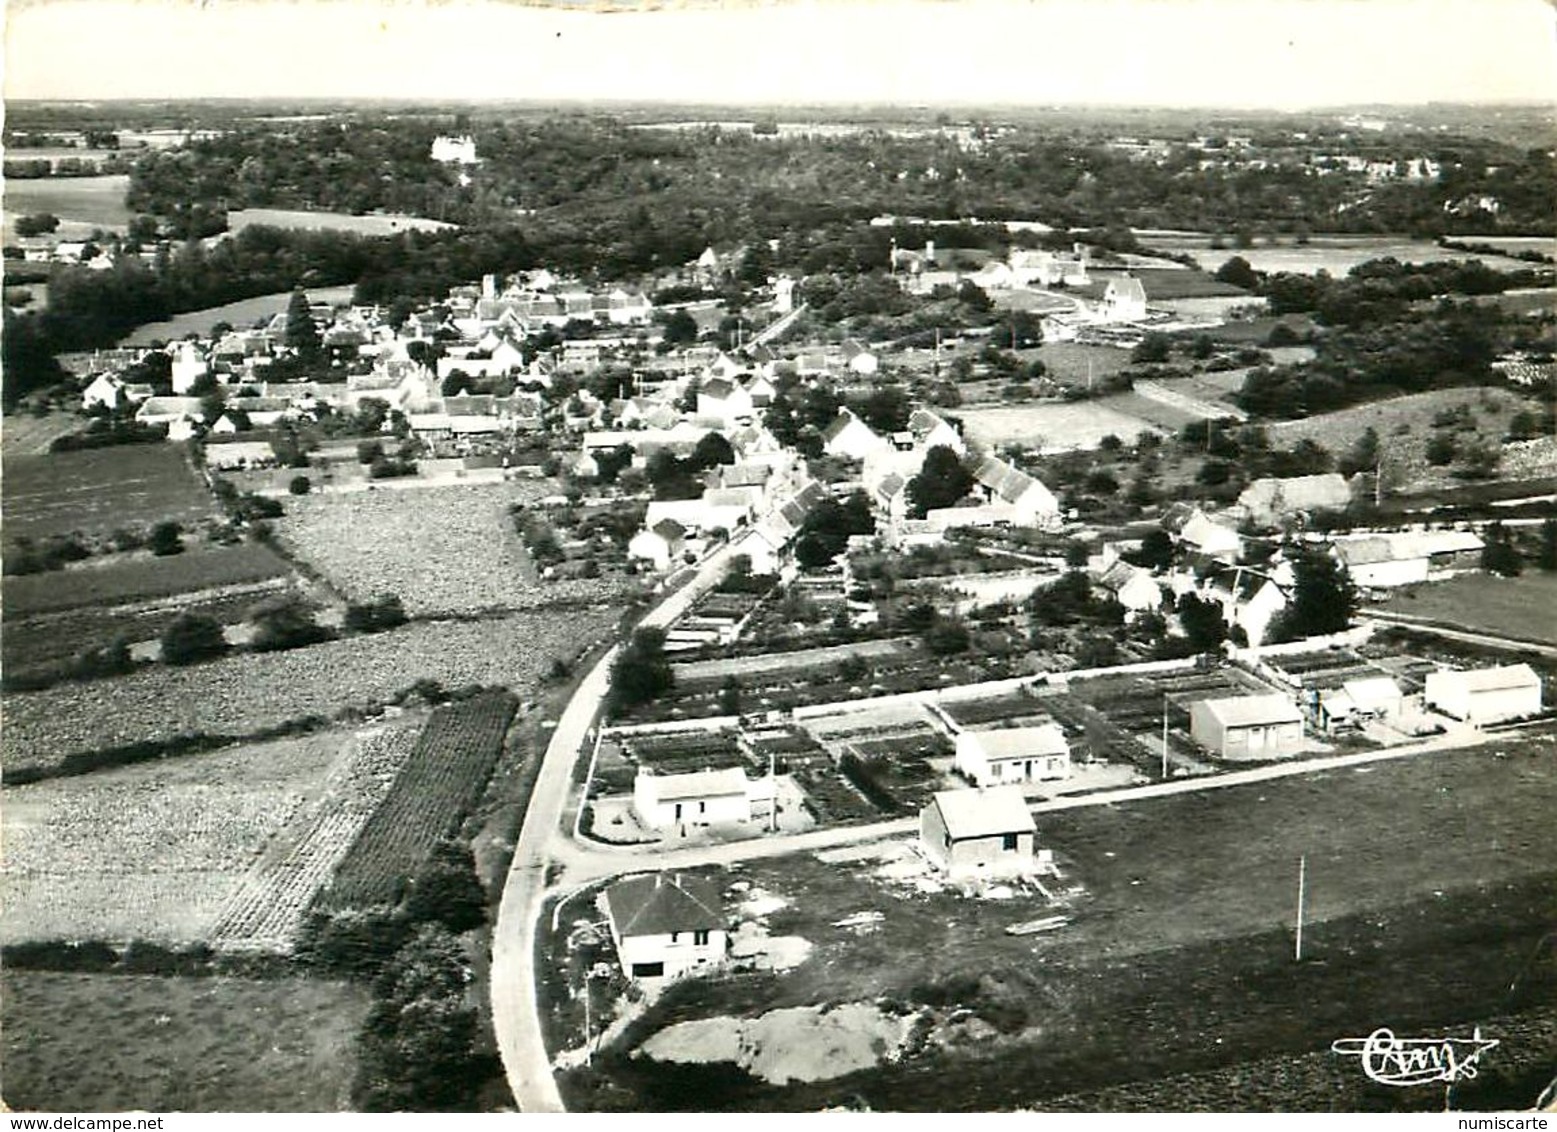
[
  {"x1": 3, "y1": 542, "x2": 292, "y2": 619},
  {"x1": 119, "y1": 285, "x2": 359, "y2": 346},
  {"x1": 561, "y1": 737, "x2": 1557, "y2": 1110},
  {"x1": 0, "y1": 609, "x2": 617, "y2": 779},
  {"x1": 959, "y1": 399, "x2": 1159, "y2": 452},
  {"x1": 1, "y1": 971, "x2": 367, "y2": 1111},
  {"x1": 1136, "y1": 233, "x2": 1533, "y2": 276},
  {"x1": 1, "y1": 724, "x2": 417, "y2": 946},
  {"x1": 1268, "y1": 387, "x2": 1545, "y2": 493},
  {"x1": 1374, "y1": 572, "x2": 1557, "y2": 646},
  {"x1": 278, "y1": 482, "x2": 572, "y2": 616},
  {"x1": 1, "y1": 175, "x2": 132, "y2": 237},
  {"x1": 0, "y1": 412, "x2": 85, "y2": 456},
  {"x1": 2, "y1": 444, "x2": 215, "y2": 542},
  {"x1": 227, "y1": 208, "x2": 455, "y2": 236}
]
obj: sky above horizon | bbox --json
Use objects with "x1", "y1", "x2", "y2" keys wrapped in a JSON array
[{"x1": 5, "y1": 0, "x2": 1556, "y2": 109}]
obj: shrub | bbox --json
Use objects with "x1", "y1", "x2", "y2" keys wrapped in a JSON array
[
  {"x1": 149, "y1": 520, "x2": 184, "y2": 557},
  {"x1": 345, "y1": 593, "x2": 409, "y2": 634},
  {"x1": 249, "y1": 595, "x2": 333, "y2": 652},
  {"x1": 159, "y1": 612, "x2": 228, "y2": 665},
  {"x1": 289, "y1": 475, "x2": 312, "y2": 495}
]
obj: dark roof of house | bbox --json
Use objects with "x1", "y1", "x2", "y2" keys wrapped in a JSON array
[{"x1": 605, "y1": 873, "x2": 725, "y2": 937}]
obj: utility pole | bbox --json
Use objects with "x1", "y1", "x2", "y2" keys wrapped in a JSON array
[
  {"x1": 768, "y1": 748, "x2": 777, "y2": 833},
  {"x1": 1295, "y1": 854, "x2": 1307, "y2": 962},
  {"x1": 583, "y1": 972, "x2": 592, "y2": 1065},
  {"x1": 1161, "y1": 698, "x2": 1170, "y2": 780}
]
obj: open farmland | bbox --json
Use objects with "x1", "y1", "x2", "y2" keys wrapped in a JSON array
[
  {"x1": 1, "y1": 722, "x2": 418, "y2": 946},
  {"x1": 0, "y1": 174, "x2": 132, "y2": 235},
  {"x1": 1136, "y1": 231, "x2": 1534, "y2": 275},
  {"x1": 562, "y1": 738, "x2": 1557, "y2": 1111},
  {"x1": 278, "y1": 482, "x2": 619, "y2": 615},
  {"x1": 2, "y1": 444, "x2": 214, "y2": 543},
  {"x1": 319, "y1": 691, "x2": 518, "y2": 909},
  {"x1": 0, "y1": 608, "x2": 618, "y2": 780},
  {"x1": 118, "y1": 285, "x2": 358, "y2": 346},
  {"x1": 1, "y1": 970, "x2": 367, "y2": 1112},
  {"x1": 959, "y1": 398, "x2": 1160, "y2": 452},
  {"x1": 1372, "y1": 572, "x2": 1557, "y2": 646}
]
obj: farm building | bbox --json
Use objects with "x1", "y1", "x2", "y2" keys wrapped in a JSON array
[
  {"x1": 633, "y1": 767, "x2": 752, "y2": 831},
  {"x1": 954, "y1": 724, "x2": 1071, "y2": 787},
  {"x1": 1318, "y1": 676, "x2": 1405, "y2": 730},
  {"x1": 1424, "y1": 665, "x2": 1542, "y2": 726},
  {"x1": 1189, "y1": 693, "x2": 1305, "y2": 760},
  {"x1": 919, "y1": 786, "x2": 1038, "y2": 881},
  {"x1": 603, "y1": 873, "x2": 728, "y2": 981},
  {"x1": 1329, "y1": 530, "x2": 1485, "y2": 589},
  {"x1": 1237, "y1": 474, "x2": 1352, "y2": 528}
]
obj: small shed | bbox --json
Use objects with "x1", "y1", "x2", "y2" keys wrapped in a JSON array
[
  {"x1": 604, "y1": 873, "x2": 727, "y2": 980},
  {"x1": 1424, "y1": 664, "x2": 1542, "y2": 726},
  {"x1": 920, "y1": 786, "x2": 1037, "y2": 881},
  {"x1": 1189, "y1": 693, "x2": 1305, "y2": 760},
  {"x1": 1318, "y1": 676, "x2": 1405, "y2": 730}
]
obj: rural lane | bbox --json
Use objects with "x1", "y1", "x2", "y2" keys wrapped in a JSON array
[
  {"x1": 489, "y1": 642, "x2": 616, "y2": 1114},
  {"x1": 488, "y1": 533, "x2": 749, "y2": 1111}
]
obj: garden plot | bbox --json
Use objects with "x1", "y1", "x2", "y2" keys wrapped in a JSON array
[
  {"x1": 1, "y1": 723, "x2": 417, "y2": 946},
  {"x1": 1, "y1": 610, "x2": 615, "y2": 780}
]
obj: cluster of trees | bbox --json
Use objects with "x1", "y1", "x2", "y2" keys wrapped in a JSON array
[
  {"x1": 609, "y1": 626, "x2": 674, "y2": 714},
  {"x1": 794, "y1": 491, "x2": 875, "y2": 568},
  {"x1": 906, "y1": 445, "x2": 976, "y2": 518}
]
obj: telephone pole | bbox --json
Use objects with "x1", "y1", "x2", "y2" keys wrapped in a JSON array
[{"x1": 1295, "y1": 855, "x2": 1307, "y2": 962}]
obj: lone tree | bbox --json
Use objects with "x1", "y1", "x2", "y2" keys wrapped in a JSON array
[
  {"x1": 160, "y1": 612, "x2": 228, "y2": 666},
  {"x1": 1270, "y1": 545, "x2": 1358, "y2": 642},
  {"x1": 249, "y1": 594, "x2": 332, "y2": 652},
  {"x1": 285, "y1": 288, "x2": 322, "y2": 360},
  {"x1": 906, "y1": 445, "x2": 975, "y2": 519},
  {"x1": 609, "y1": 627, "x2": 674, "y2": 714},
  {"x1": 1481, "y1": 523, "x2": 1523, "y2": 577},
  {"x1": 1214, "y1": 255, "x2": 1260, "y2": 292}
]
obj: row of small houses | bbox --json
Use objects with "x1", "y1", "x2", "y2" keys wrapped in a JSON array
[{"x1": 603, "y1": 657, "x2": 1543, "y2": 981}]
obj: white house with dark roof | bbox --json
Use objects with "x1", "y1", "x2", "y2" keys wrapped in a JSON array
[
  {"x1": 1097, "y1": 560, "x2": 1164, "y2": 615},
  {"x1": 822, "y1": 408, "x2": 889, "y2": 461},
  {"x1": 920, "y1": 786, "x2": 1037, "y2": 881},
  {"x1": 603, "y1": 873, "x2": 727, "y2": 980},
  {"x1": 1425, "y1": 664, "x2": 1541, "y2": 726},
  {"x1": 954, "y1": 724, "x2": 1071, "y2": 788},
  {"x1": 1189, "y1": 693, "x2": 1305, "y2": 760},
  {"x1": 633, "y1": 767, "x2": 752, "y2": 830},
  {"x1": 697, "y1": 376, "x2": 755, "y2": 427},
  {"x1": 81, "y1": 372, "x2": 129, "y2": 412},
  {"x1": 971, "y1": 454, "x2": 1060, "y2": 528},
  {"x1": 1099, "y1": 275, "x2": 1148, "y2": 322},
  {"x1": 841, "y1": 338, "x2": 879, "y2": 375}
]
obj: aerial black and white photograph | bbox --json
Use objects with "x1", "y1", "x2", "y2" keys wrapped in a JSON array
[{"x1": 2, "y1": 0, "x2": 1555, "y2": 1116}]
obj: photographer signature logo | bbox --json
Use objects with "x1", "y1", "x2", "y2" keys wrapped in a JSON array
[{"x1": 1331, "y1": 1027, "x2": 1498, "y2": 1087}]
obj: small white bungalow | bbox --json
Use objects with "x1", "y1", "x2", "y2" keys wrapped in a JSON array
[
  {"x1": 632, "y1": 767, "x2": 752, "y2": 830},
  {"x1": 920, "y1": 786, "x2": 1037, "y2": 881},
  {"x1": 954, "y1": 724, "x2": 1071, "y2": 787},
  {"x1": 1189, "y1": 693, "x2": 1305, "y2": 760}
]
